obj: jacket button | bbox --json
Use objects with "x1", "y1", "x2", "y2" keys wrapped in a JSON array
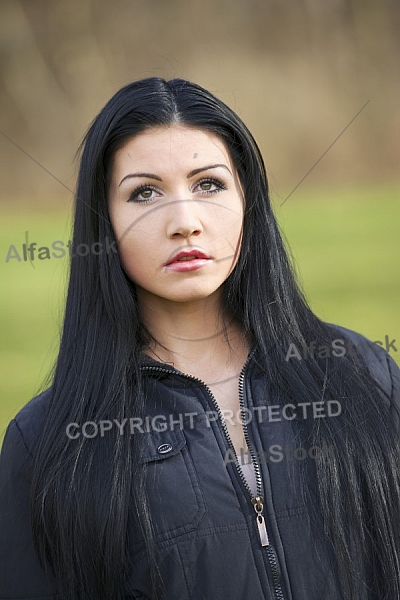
[{"x1": 157, "y1": 443, "x2": 173, "y2": 454}]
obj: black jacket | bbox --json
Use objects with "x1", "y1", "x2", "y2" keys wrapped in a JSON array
[{"x1": 1, "y1": 326, "x2": 399, "y2": 600}]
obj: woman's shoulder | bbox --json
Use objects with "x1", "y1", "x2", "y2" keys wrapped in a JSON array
[
  {"x1": 326, "y1": 322, "x2": 400, "y2": 406},
  {"x1": 2, "y1": 388, "x2": 52, "y2": 458}
]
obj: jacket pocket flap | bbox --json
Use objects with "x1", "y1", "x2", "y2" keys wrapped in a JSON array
[{"x1": 139, "y1": 428, "x2": 186, "y2": 464}]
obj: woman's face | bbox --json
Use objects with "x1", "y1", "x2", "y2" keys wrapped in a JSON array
[{"x1": 108, "y1": 125, "x2": 245, "y2": 307}]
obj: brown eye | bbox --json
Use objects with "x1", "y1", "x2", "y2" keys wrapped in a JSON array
[
  {"x1": 195, "y1": 177, "x2": 227, "y2": 195},
  {"x1": 128, "y1": 184, "x2": 159, "y2": 203}
]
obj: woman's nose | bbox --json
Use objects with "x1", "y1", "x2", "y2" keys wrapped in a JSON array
[{"x1": 166, "y1": 198, "x2": 203, "y2": 239}]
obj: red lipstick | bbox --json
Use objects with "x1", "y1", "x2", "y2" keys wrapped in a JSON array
[{"x1": 164, "y1": 247, "x2": 212, "y2": 272}]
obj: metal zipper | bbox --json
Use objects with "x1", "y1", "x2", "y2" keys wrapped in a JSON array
[{"x1": 141, "y1": 351, "x2": 285, "y2": 600}]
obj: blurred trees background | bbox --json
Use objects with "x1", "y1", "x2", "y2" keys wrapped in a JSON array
[{"x1": 0, "y1": 0, "x2": 399, "y2": 204}]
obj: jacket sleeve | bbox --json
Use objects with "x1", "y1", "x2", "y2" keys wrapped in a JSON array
[
  {"x1": 332, "y1": 324, "x2": 400, "y2": 425},
  {"x1": 358, "y1": 339, "x2": 400, "y2": 427},
  {"x1": 0, "y1": 418, "x2": 58, "y2": 599}
]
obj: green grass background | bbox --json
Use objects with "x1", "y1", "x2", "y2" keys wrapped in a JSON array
[{"x1": 1, "y1": 183, "x2": 399, "y2": 445}]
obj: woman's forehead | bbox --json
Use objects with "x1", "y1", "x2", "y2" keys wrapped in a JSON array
[
  {"x1": 112, "y1": 125, "x2": 234, "y2": 174},
  {"x1": 107, "y1": 124, "x2": 245, "y2": 202}
]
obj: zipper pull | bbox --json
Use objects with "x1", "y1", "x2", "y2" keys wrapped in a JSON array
[{"x1": 251, "y1": 496, "x2": 269, "y2": 547}]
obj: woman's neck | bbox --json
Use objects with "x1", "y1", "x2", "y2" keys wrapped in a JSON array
[{"x1": 137, "y1": 289, "x2": 250, "y2": 382}]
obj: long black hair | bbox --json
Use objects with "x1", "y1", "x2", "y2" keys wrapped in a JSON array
[{"x1": 31, "y1": 77, "x2": 400, "y2": 600}]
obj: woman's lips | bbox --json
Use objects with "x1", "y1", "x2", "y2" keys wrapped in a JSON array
[
  {"x1": 164, "y1": 257, "x2": 212, "y2": 272},
  {"x1": 164, "y1": 247, "x2": 212, "y2": 272}
]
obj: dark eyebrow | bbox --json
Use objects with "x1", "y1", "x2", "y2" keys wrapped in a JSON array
[
  {"x1": 118, "y1": 172, "x2": 162, "y2": 187},
  {"x1": 186, "y1": 164, "x2": 232, "y2": 178},
  {"x1": 118, "y1": 164, "x2": 232, "y2": 187}
]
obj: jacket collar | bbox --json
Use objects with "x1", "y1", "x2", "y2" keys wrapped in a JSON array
[{"x1": 139, "y1": 346, "x2": 259, "y2": 373}]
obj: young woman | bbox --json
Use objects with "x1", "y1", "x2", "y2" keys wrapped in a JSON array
[{"x1": 0, "y1": 77, "x2": 399, "y2": 600}]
